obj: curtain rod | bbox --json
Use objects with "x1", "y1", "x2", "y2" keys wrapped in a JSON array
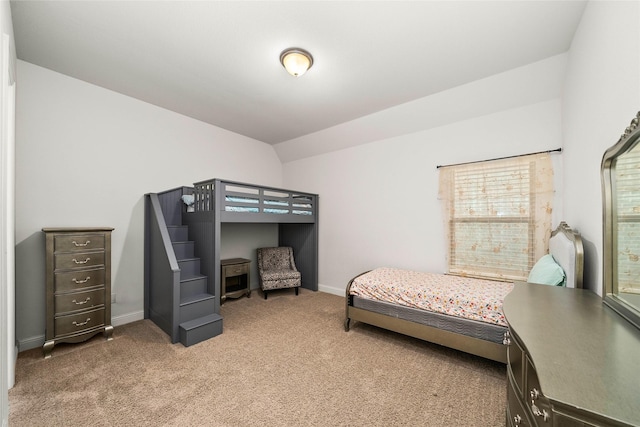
[{"x1": 436, "y1": 148, "x2": 562, "y2": 169}]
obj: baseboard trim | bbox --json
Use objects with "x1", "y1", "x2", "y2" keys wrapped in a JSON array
[
  {"x1": 18, "y1": 335, "x2": 44, "y2": 353},
  {"x1": 318, "y1": 284, "x2": 344, "y2": 297},
  {"x1": 112, "y1": 310, "x2": 144, "y2": 327}
]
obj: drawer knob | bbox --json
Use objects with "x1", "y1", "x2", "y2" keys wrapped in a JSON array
[
  {"x1": 531, "y1": 402, "x2": 549, "y2": 422},
  {"x1": 530, "y1": 388, "x2": 550, "y2": 422},
  {"x1": 72, "y1": 257, "x2": 91, "y2": 265},
  {"x1": 71, "y1": 297, "x2": 91, "y2": 305},
  {"x1": 530, "y1": 388, "x2": 541, "y2": 400},
  {"x1": 503, "y1": 330, "x2": 511, "y2": 345},
  {"x1": 72, "y1": 240, "x2": 90, "y2": 247},
  {"x1": 72, "y1": 318, "x2": 91, "y2": 327},
  {"x1": 72, "y1": 276, "x2": 91, "y2": 284}
]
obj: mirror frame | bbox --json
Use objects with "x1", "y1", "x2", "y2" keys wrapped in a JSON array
[{"x1": 601, "y1": 111, "x2": 640, "y2": 330}]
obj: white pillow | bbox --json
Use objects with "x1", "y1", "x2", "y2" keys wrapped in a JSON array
[{"x1": 181, "y1": 194, "x2": 195, "y2": 206}]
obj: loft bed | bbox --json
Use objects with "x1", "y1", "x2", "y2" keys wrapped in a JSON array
[
  {"x1": 184, "y1": 178, "x2": 319, "y2": 297},
  {"x1": 144, "y1": 178, "x2": 318, "y2": 345},
  {"x1": 344, "y1": 222, "x2": 584, "y2": 363}
]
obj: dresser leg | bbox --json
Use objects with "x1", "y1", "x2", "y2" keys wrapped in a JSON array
[
  {"x1": 104, "y1": 325, "x2": 114, "y2": 341},
  {"x1": 43, "y1": 340, "x2": 54, "y2": 359}
]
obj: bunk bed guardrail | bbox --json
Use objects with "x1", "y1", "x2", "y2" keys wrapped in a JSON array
[{"x1": 192, "y1": 179, "x2": 317, "y2": 223}]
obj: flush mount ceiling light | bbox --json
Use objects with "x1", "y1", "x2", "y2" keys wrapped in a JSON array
[{"x1": 280, "y1": 48, "x2": 313, "y2": 77}]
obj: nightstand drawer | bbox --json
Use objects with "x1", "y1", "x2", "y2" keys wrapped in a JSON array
[
  {"x1": 54, "y1": 251, "x2": 105, "y2": 270},
  {"x1": 55, "y1": 234, "x2": 105, "y2": 252},
  {"x1": 55, "y1": 307, "x2": 105, "y2": 336},
  {"x1": 55, "y1": 288, "x2": 105, "y2": 314},
  {"x1": 223, "y1": 263, "x2": 249, "y2": 277},
  {"x1": 54, "y1": 267, "x2": 105, "y2": 292}
]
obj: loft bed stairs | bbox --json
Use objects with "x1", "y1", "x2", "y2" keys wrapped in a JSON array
[
  {"x1": 168, "y1": 223, "x2": 220, "y2": 346},
  {"x1": 144, "y1": 178, "x2": 319, "y2": 347}
]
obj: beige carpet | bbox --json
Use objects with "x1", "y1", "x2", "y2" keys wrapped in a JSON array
[{"x1": 9, "y1": 289, "x2": 506, "y2": 426}]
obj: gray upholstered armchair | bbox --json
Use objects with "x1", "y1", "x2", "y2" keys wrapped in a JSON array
[{"x1": 256, "y1": 247, "x2": 301, "y2": 299}]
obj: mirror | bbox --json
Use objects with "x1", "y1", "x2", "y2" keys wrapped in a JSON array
[{"x1": 602, "y1": 111, "x2": 640, "y2": 330}]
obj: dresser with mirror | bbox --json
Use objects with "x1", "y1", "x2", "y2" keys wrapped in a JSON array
[{"x1": 504, "y1": 112, "x2": 640, "y2": 427}]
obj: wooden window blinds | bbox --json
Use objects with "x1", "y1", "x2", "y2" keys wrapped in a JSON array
[{"x1": 438, "y1": 153, "x2": 554, "y2": 281}]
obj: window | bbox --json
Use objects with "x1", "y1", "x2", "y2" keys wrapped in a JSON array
[
  {"x1": 613, "y1": 144, "x2": 640, "y2": 295},
  {"x1": 438, "y1": 153, "x2": 554, "y2": 281}
]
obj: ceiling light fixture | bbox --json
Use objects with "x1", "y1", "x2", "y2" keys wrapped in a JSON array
[{"x1": 280, "y1": 48, "x2": 313, "y2": 77}]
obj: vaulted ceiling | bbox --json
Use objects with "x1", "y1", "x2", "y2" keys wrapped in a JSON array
[{"x1": 10, "y1": 1, "x2": 587, "y2": 145}]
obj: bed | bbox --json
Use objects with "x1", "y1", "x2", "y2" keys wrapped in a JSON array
[
  {"x1": 146, "y1": 178, "x2": 319, "y2": 344},
  {"x1": 344, "y1": 221, "x2": 584, "y2": 363}
]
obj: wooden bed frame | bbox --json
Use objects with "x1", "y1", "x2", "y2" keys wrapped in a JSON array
[{"x1": 344, "y1": 222, "x2": 584, "y2": 363}]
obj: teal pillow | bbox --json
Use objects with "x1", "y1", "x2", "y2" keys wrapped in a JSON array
[{"x1": 528, "y1": 254, "x2": 566, "y2": 286}]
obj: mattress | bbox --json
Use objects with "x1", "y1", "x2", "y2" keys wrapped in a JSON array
[
  {"x1": 351, "y1": 296, "x2": 507, "y2": 344},
  {"x1": 349, "y1": 267, "x2": 514, "y2": 327},
  {"x1": 224, "y1": 196, "x2": 312, "y2": 215}
]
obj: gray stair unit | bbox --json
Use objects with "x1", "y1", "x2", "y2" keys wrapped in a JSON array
[{"x1": 144, "y1": 179, "x2": 318, "y2": 346}]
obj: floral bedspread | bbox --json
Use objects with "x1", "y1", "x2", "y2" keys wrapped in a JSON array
[{"x1": 349, "y1": 267, "x2": 514, "y2": 326}]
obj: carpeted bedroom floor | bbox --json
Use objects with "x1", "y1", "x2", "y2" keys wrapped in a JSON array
[{"x1": 9, "y1": 289, "x2": 507, "y2": 426}]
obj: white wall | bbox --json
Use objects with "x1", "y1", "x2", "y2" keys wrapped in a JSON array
[
  {"x1": 14, "y1": 60, "x2": 282, "y2": 350},
  {"x1": 283, "y1": 74, "x2": 565, "y2": 295},
  {"x1": 0, "y1": 0, "x2": 15, "y2": 421},
  {"x1": 562, "y1": 0, "x2": 640, "y2": 294}
]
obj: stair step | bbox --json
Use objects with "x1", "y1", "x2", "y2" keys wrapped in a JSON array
[
  {"x1": 180, "y1": 292, "x2": 215, "y2": 306},
  {"x1": 167, "y1": 225, "x2": 188, "y2": 242},
  {"x1": 173, "y1": 241, "x2": 195, "y2": 260},
  {"x1": 178, "y1": 258, "x2": 201, "y2": 276},
  {"x1": 179, "y1": 293, "x2": 216, "y2": 323},
  {"x1": 179, "y1": 314, "x2": 223, "y2": 347},
  {"x1": 180, "y1": 275, "x2": 208, "y2": 298}
]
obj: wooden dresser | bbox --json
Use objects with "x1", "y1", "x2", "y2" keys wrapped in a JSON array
[
  {"x1": 42, "y1": 227, "x2": 114, "y2": 358},
  {"x1": 503, "y1": 283, "x2": 640, "y2": 427}
]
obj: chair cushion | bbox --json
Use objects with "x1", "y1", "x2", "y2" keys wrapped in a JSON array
[
  {"x1": 261, "y1": 269, "x2": 301, "y2": 281},
  {"x1": 261, "y1": 278, "x2": 300, "y2": 291}
]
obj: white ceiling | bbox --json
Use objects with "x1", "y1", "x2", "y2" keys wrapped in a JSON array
[{"x1": 10, "y1": 0, "x2": 587, "y2": 145}]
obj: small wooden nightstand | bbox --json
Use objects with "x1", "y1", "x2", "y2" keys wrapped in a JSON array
[{"x1": 220, "y1": 258, "x2": 251, "y2": 303}]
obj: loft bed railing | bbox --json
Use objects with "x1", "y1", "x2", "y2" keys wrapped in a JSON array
[{"x1": 190, "y1": 179, "x2": 317, "y2": 223}]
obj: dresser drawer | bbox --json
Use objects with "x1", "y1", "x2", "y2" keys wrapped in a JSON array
[
  {"x1": 55, "y1": 234, "x2": 105, "y2": 252},
  {"x1": 54, "y1": 251, "x2": 105, "y2": 270},
  {"x1": 55, "y1": 307, "x2": 105, "y2": 337},
  {"x1": 525, "y1": 355, "x2": 552, "y2": 426},
  {"x1": 507, "y1": 328, "x2": 525, "y2": 397},
  {"x1": 223, "y1": 263, "x2": 249, "y2": 277},
  {"x1": 55, "y1": 288, "x2": 105, "y2": 315},
  {"x1": 507, "y1": 378, "x2": 532, "y2": 427},
  {"x1": 54, "y1": 267, "x2": 105, "y2": 292},
  {"x1": 552, "y1": 413, "x2": 599, "y2": 427}
]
